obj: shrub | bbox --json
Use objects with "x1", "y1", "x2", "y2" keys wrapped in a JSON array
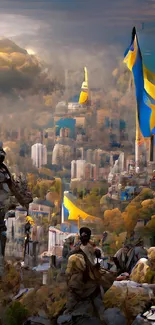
[{"x1": 4, "y1": 301, "x2": 28, "y2": 325}]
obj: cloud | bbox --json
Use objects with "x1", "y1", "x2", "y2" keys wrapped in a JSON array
[
  {"x1": 0, "y1": 0, "x2": 154, "y2": 131},
  {"x1": 0, "y1": 0, "x2": 154, "y2": 90},
  {"x1": 0, "y1": 0, "x2": 154, "y2": 47}
]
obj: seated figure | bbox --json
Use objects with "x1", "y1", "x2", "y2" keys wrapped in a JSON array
[{"x1": 62, "y1": 227, "x2": 116, "y2": 324}]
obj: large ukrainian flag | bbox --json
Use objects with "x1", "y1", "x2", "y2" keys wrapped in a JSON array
[
  {"x1": 124, "y1": 27, "x2": 155, "y2": 137},
  {"x1": 62, "y1": 192, "x2": 101, "y2": 223},
  {"x1": 79, "y1": 67, "x2": 89, "y2": 105}
]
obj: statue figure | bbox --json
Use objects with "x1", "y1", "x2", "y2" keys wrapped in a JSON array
[{"x1": 0, "y1": 145, "x2": 33, "y2": 274}]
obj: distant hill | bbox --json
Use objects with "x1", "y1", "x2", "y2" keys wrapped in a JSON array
[
  {"x1": 0, "y1": 38, "x2": 49, "y2": 93},
  {"x1": 0, "y1": 38, "x2": 27, "y2": 54}
]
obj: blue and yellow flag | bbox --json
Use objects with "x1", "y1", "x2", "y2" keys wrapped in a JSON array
[
  {"x1": 124, "y1": 27, "x2": 155, "y2": 137},
  {"x1": 79, "y1": 67, "x2": 89, "y2": 105},
  {"x1": 62, "y1": 192, "x2": 101, "y2": 222}
]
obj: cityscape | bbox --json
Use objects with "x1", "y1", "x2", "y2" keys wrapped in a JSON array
[{"x1": 0, "y1": 1, "x2": 154, "y2": 325}]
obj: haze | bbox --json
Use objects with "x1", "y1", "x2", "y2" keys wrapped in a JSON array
[{"x1": 0, "y1": 0, "x2": 154, "y2": 70}]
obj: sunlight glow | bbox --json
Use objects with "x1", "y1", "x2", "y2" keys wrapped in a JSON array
[{"x1": 26, "y1": 48, "x2": 35, "y2": 55}]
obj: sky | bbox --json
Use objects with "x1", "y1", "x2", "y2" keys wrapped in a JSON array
[{"x1": 0, "y1": 0, "x2": 155, "y2": 79}]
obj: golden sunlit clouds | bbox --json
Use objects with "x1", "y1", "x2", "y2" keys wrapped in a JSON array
[{"x1": 26, "y1": 48, "x2": 35, "y2": 55}]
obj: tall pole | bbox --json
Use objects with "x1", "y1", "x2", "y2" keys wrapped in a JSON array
[
  {"x1": 78, "y1": 216, "x2": 80, "y2": 230},
  {"x1": 150, "y1": 134, "x2": 154, "y2": 161},
  {"x1": 135, "y1": 109, "x2": 140, "y2": 172},
  {"x1": 65, "y1": 69, "x2": 69, "y2": 107}
]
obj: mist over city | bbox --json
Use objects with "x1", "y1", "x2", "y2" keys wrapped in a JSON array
[{"x1": 0, "y1": 1, "x2": 154, "y2": 325}]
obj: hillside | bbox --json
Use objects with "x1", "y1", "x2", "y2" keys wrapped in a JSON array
[
  {"x1": 0, "y1": 38, "x2": 59, "y2": 93},
  {"x1": 0, "y1": 38, "x2": 27, "y2": 54},
  {"x1": 0, "y1": 38, "x2": 39, "y2": 72}
]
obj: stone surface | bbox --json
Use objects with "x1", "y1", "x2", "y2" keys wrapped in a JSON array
[{"x1": 103, "y1": 308, "x2": 127, "y2": 325}]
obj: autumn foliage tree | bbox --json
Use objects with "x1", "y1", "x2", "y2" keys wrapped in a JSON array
[
  {"x1": 27, "y1": 173, "x2": 38, "y2": 191},
  {"x1": 28, "y1": 176, "x2": 62, "y2": 200},
  {"x1": 122, "y1": 188, "x2": 155, "y2": 236},
  {"x1": 39, "y1": 167, "x2": 54, "y2": 179},
  {"x1": 76, "y1": 189, "x2": 102, "y2": 218},
  {"x1": 122, "y1": 205, "x2": 139, "y2": 236},
  {"x1": 33, "y1": 180, "x2": 55, "y2": 199},
  {"x1": 103, "y1": 208, "x2": 125, "y2": 235}
]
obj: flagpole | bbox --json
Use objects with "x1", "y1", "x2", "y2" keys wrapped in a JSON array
[
  {"x1": 135, "y1": 109, "x2": 140, "y2": 172},
  {"x1": 65, "y1": 69, "x2": 69, "y2": 106},
  {"x1": 78, "y1": 216, "x2": 80, "y2": 231},
  {"x1": 150, "y1": 134, "x2": 154, "y2": 161}
]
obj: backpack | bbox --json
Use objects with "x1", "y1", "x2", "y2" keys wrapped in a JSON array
[{"x1": 69, "y1": 247, "x2": 116, "y2": 290}]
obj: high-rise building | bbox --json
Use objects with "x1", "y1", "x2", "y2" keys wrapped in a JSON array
[
  {"x1": 71, "y1": 160, "x2": 86, "y2": 179},
  {"x1": 71, "y1": 160, "x2": 77, "y2": 179},
  {"x1": 52, "y1": 144, "x2": 72, "y2": 166},
  {"x1": 31, "y1": 143, "x2": 47, "y2": 168},
  {"x1": 86, "y1": 149, "x2": 93, "y2": 163},
  {"x1": 84, "y1": 163, "x2": 92, "y2": 180},
  {"x1": 93, "y1": 149, "x2": 103, "y2": 166},
  {"x1": 118, "y1": 152, "x2": 125, "y2": 172},
  {"x1": 76, "y1": 147, "x2": 84, "y2": 160},
  {"x1": 92, "y1": 164, "x2": 98, "y2": 180},
  {"x1": 71, "y1": 160, "x2": 99, "y2": 181},
  {"x1": 60, "y1": 128, "x2": 65, "y2": 138},
  {"x1": 76, "y1": 160, "x2": 86, "y2": 179}
]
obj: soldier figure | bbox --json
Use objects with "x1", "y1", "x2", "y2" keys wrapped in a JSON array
[{"x1": 0, "y1": 145, "x2": 33, "y2": 275}]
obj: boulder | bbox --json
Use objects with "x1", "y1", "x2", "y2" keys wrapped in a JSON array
[{"x1": 104, "y1": 308, "x2": 127, "y2": 325}]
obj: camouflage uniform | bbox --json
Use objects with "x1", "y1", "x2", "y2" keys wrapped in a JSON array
[
  {"x1": 65, "y1": 241, "x2": 115, "y2": 322},
  {"x1": 130, "y1": 247, "x2": 155, "y2": 284},
  {"x1": 0, "y1": 146, "x2": 32, "y2": 273}
]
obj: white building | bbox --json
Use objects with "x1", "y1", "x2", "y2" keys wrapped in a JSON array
[
  {"x1": 68, "y1": 102, "x2": 85, "y2": 112},
  {"x1": 52, "y1": 144, "x2": 72, "y2": 166},
  {"x1": 48, "y1": 226, "x2": 77, "y2": 256},
  {"x1": 118, "y1": 152, "x2": 125, "y2": 172},
  {"x1": 31, "y1": 143, "x2": 47, "y2": 168},
  {"x1": 71, "y1": 160, "x2": 77, "y2": 179},
  {"x1": 76, "y1": 160, "x2": 86, "y2": 178},
  {"x1": 71, "y1": 159, "x2": 86, "y2": 179}
]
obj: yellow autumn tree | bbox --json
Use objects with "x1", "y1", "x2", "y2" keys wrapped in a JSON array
[
  {"x1": 27, "y1": 173, "x2": 37, "y2": 191},
  {"x1": 39, "y1": 167, "x2": 54, "y2": 179},
  {"x1": 122, "y1": 188, "x2": 154, "y2": 236},
  {"x1": 122, "y1": 205, "x2": 139, "y2": 236},
  {"x1": 103, "y1": 208, "x2": 125, "y2": 234},
  {"x1": 32, "y1": 178, "x2": 62, "y2": 200}
]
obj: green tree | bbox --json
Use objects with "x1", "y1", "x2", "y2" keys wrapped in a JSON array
[
  {"x1": 77, "y1": 191, "x2": 102, "y2": 218},
  {"x1": 100, "y1": 186, "x2": 108, "y2": 196},
  {"x1": 27, "y1": 173, "x2": 37, "y2": 191},
  {"x1": 4, "y1": 301, "x2": 28, "y2": 325},
  {"x1": 32, "y1": 184, "x2": 40, "y2": 198},
  {"x1": 39, "y1": 182, "x2": 50, "y2": 199}
]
